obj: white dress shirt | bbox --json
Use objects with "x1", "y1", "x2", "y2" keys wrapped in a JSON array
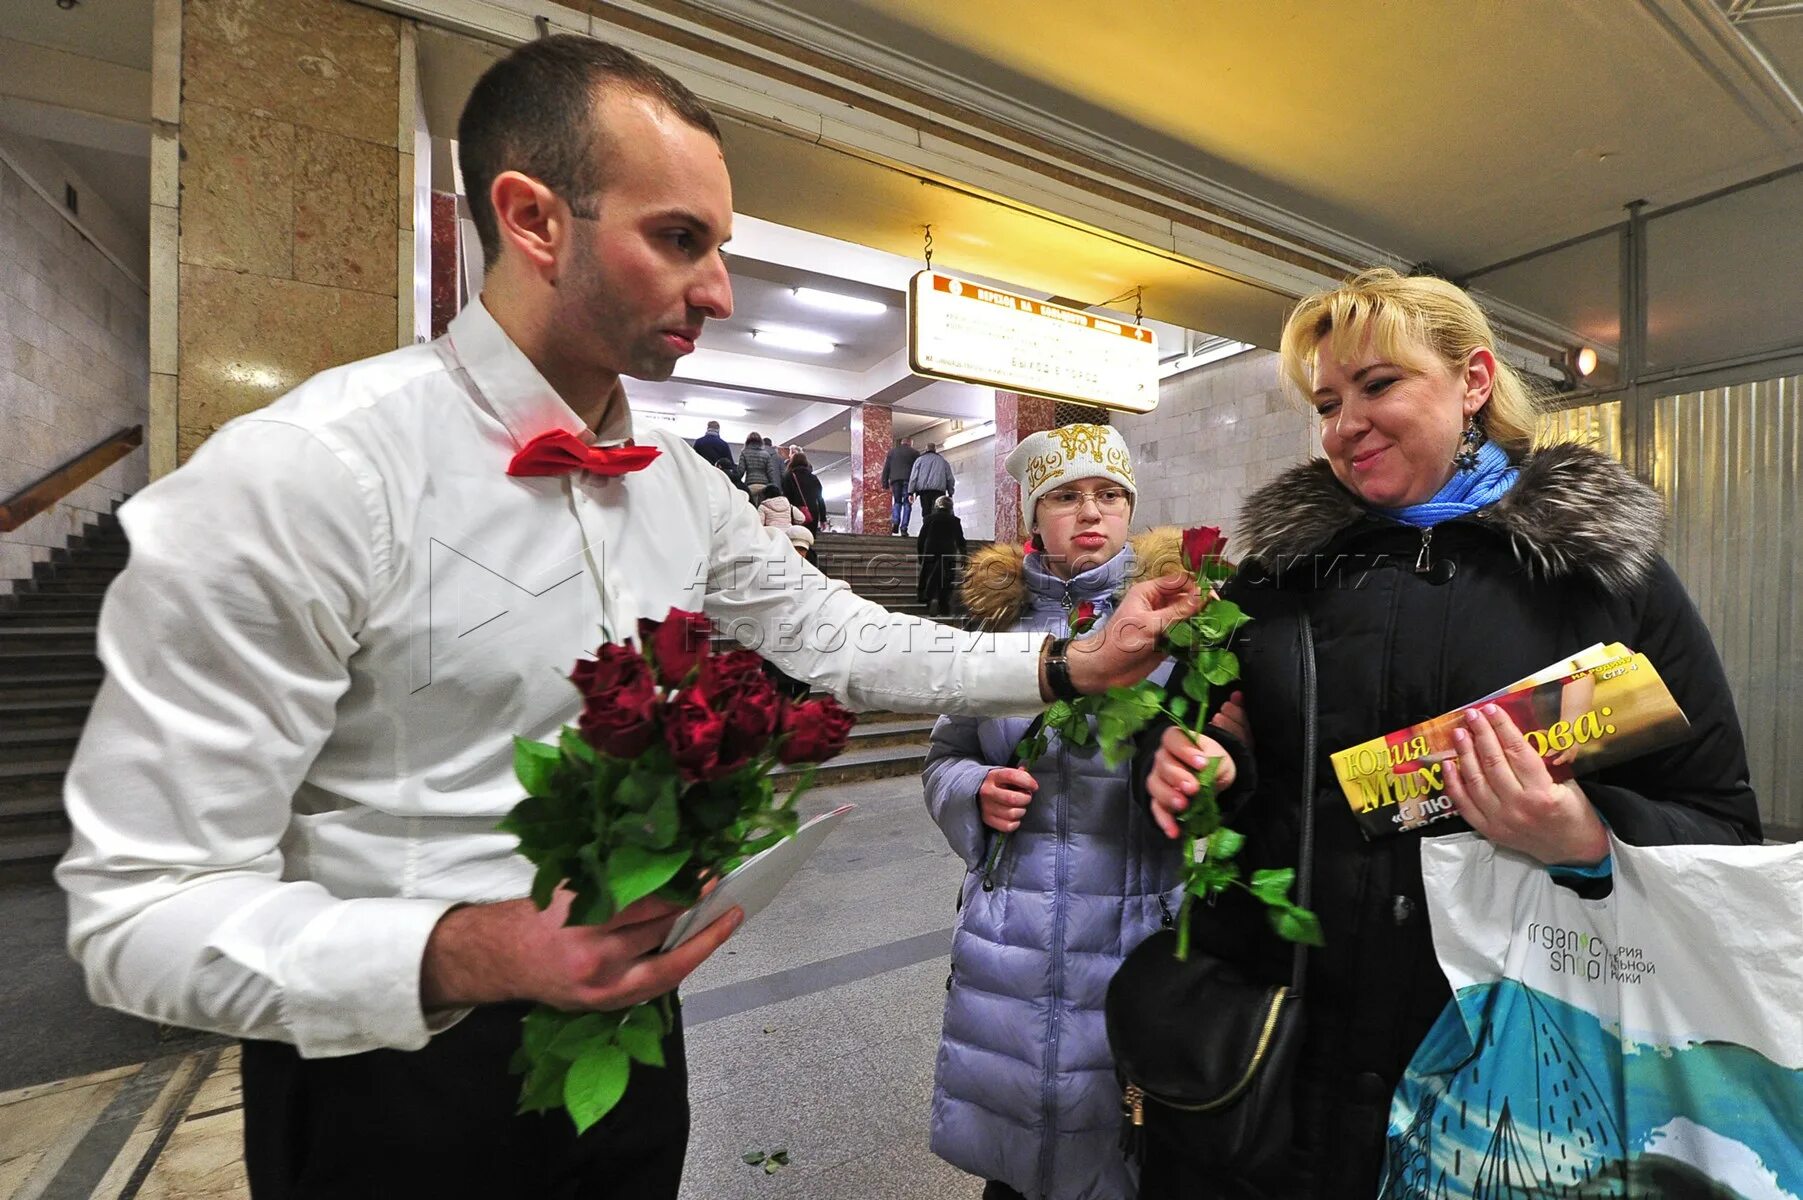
[{"x1": 58, "y1": 299, "x2": 1046, "y2": 1057}]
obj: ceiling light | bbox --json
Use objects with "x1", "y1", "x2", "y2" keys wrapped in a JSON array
[
  {"x1": 682, "y1": 397, "x2": 748, "y2": 417},
  {"x1": 793, "y1": 287, "x2": 887, "y2": 316},
  {"x1": 752, "y1": 326, "x2": 836, "y2": 355}
]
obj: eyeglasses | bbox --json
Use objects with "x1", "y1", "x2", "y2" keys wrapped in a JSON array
[{"x1": 1039, "y1": 487, "x2": 1132, "y2": 515}]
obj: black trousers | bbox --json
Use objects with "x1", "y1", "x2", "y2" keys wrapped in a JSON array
[{"x1": 240, "y1": 1002, "x2": 689, "y2": 1200}]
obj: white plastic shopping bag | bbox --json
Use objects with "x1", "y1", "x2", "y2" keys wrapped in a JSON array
[{"x1": 1380, "y1": 832, "x2": 1803, "y2": 1198}]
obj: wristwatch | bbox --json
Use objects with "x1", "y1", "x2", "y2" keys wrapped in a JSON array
[{"x1": 1043, "y1": 636, "x2": 1082, "y2": 703}]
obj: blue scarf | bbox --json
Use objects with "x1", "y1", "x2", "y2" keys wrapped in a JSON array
[{"x1": 1381, "y1": 440, "x2": 1519, "y2": 528}]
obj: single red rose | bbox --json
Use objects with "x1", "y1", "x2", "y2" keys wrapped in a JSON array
[
  {"x1": 777, "y1": 697, "x2": 858, "y2": 765},
  {"x1": 638, "y1": 608, "x2": 714, "y2": 688},
  {"x1": 1181, "y1": 526, "x2": 1229, "y2": 572},
  {"x1": 663, "y1": 690, "x2": 727, "y2": 781},
  {"x1": 572, "y1": 643, "x2": 660, "y2": 758},
  {"x1": 1073, "y1": 600, "x2": 1097, "y2": 627},
  {"x1": 697, "y1": 650, "x2": 782, "y2": 769}
]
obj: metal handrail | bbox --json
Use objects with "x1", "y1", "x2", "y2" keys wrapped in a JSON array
[{"x1": 0, "y1": 425, "x2": 143, "y2": 533}]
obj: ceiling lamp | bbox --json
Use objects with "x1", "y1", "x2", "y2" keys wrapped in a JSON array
[
  {"x1": 682, "y1": 397, "x2": 748, "y2": 417},
  {"x1": 793, "y1": 287, "x2": 887, "y2": 316},
  {"x1": 753, "y1": 326, "x2": 836, "y2": 354},
  {"x1": 1563, "y1": 345, "x2": 1599, "y2": 386}
]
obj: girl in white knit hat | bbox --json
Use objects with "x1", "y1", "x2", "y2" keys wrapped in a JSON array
[{"x1": 922, "y1": 423, "x2": 1229, "y2": 1200}]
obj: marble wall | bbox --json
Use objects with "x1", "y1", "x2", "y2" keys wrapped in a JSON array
[
  {"x1": 940, "y1": 436, "x2": 995, "y2": 541},
  {"x1": 170, "y1": 0, "x2": 404, "y2": 461},
  {"x1": 993, "y1": 392, "x2": 1055, "y2": 543},
  {"x1": 848, "y1": 404, "x2": 894, "y2": 534},
  {"x1": 0, "y1": 157, "x2": 150, "y2": 591},
  {"x1": 1112, "y1": 350, "x2": 1317, "y2": 541}
]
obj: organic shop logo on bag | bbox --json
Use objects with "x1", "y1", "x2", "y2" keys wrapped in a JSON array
[{"x1": 1527, "y1": 923, "x2": 1659, "y2": 984}]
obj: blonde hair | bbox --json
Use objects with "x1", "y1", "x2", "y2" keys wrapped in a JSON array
[{"x1": 1279, "y1": 268, "x2": 1539, "y2": 455}]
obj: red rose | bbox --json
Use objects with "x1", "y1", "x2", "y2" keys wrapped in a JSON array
[
  {"x1": 1181, "y1": 526, "x2": 1229, "y2": 572},
  {"x1": 1072, "y1": 600, "x2": 1097, "y2": 632},
  {"x1": 572, "y1": 643, "x2": 660, "y2": 758},
  {"x1": 697, "y1": 650, "x2": 782, "y2": 769},
  {"x1": 777, "y1": 697, "x2": 858, "y2": 765},
  {"x1": 663, "y1": 690, "x2": 727, "y2": 781},
  {"x1": 638, "y1": 608, "x2": 714, "y2": 688}
]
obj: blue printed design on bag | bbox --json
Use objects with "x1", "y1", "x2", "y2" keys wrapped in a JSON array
[{"x1": 1379, "y1": 979, "x2": 1803, "y2": 1199}]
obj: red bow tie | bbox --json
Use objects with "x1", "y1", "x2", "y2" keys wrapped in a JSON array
[{"x1": 507, "y1": 429, "x2": 661, "y2": 478}]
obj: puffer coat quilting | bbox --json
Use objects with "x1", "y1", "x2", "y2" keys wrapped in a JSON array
[{"x1": 924, "y1": 544, "x2": 1183, "y2": 1200}]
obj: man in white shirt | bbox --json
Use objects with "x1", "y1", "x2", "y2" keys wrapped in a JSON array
[{"x1": 57, "y1": 36, "x2": 1197, "y2": 1199}]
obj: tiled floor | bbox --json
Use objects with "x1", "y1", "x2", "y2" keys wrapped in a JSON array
[{"x1": 0, "y1": 775, "x2": 986, "y2": 1200}]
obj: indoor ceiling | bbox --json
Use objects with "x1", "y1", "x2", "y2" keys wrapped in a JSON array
[
  {"x1": 3, "y1": 0, "x2": 153, "y2": 72},
  {"x1": 721, "y1": 0, "x2": 1803, "y2": 275}
]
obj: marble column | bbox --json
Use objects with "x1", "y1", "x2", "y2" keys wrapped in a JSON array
[
  {"x1": 994, "y1": 391, "x2": 1056, "y2": 543},
  {"x1": 175, "y1": 0, "x2": 401, "y2": 460},
  {"x1": 848, "y1": 403, "x2": 893, "y2": 534},
  {"x1": 430, "y1": 192, "x2": 459, "y2": 339}
]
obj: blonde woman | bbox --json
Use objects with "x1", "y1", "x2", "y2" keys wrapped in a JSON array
[{"x1": 1140, "y1": 269, "x2": 1759, "y2": 1197}]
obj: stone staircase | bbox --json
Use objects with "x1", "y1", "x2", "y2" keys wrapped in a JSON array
[
  {"x1": 0, "y1": 509, "x2": 125, "y2": 866},
  {"x1": 0, "y1": 523, "x2": 982, "y2": 864}
]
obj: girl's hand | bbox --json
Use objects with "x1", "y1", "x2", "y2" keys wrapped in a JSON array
[
  {"x1": 1444, "y1": 704, "x2": 1610, "y2": 866},
  {"x1": 979, "y1": 767, "x2": 1039, "y2": 833}
]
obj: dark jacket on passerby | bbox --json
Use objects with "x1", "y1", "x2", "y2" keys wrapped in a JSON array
[
  {"x1": 1135, "y1": 444, "x2": 1760, "y2": 1199},
  {"x1": 738, "y1": 442, "x2": 779, "y2": 492},
  {"x1": 907, "y1": 450, "x2": 956, "y2": 496},
  {"x1": 783, "y1": 463, "x2": 826, "y2": 533},
  {"x1": 690, "y1": 430, "x2": 734, "y2": 472},
  {"x1": 914, "y1": 506, "x2": 968, "y2": 611},
  {"x1": 883, "y1": 443, "x2": 920, "y2": 488}
]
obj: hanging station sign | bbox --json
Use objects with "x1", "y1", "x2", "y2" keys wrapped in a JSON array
[{"x1": 907, "y1": 271, "x2": 1160, "y2": 413}]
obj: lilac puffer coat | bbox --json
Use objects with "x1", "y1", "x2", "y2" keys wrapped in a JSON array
[{"x1": 924, "y1": 535, "x2": 1183, "y2": 1200}]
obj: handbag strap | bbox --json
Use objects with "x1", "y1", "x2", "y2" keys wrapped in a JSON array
[{"x1": 1290, "y1": 612, "x2": 1318, "y2": 997}]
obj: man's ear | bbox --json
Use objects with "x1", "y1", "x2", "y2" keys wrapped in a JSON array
[{"x1": 490, "y1": 171, "x2": 565, "y2": 278}]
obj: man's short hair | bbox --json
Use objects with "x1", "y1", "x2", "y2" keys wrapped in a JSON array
[
  {"x1": 706, "y1": 420, "x2": 720, "y2": 430},
  {"x1": 457, "y1": 36, "x2": 722, "y2": 268}
]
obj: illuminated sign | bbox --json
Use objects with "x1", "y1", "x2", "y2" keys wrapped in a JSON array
[{"x1": 907, "y1": 272, "x2": 1159, "y2": 413}]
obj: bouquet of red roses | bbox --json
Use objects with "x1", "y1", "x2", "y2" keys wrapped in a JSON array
[{"x1": 500, "y1": 608, "x2": 856, "y2": 1131}]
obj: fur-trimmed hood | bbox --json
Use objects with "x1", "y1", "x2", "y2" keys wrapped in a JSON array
[
  {"x1": 961, "y1": 528, "x2": 1184, "y2": 632},
  {"x1": 1237, "y1": 442, "x2": 1663, "y2": 594}
]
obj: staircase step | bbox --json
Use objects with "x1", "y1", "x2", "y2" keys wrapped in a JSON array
[
  {"x1": 0, "y1": 758, "x2": 69, "y2": 784},
  {"x1": 772, "y1": 742, "x2": 926, "y2": 790},
  {"x1": 0, "y1": 697, "x2": 93, "y2": 719},
  {"x1": 0, "y1": 721, "x2": 83, "y2": 748},
  {"x1": 845, "y1": 718, "x2": 935, "y2": 749},
  {"x1": 0, "y1": 789, "x2": 64, "y2": 823},
  {"x1": 0, "y1": 673, "x2": 103, "y2": 700},
  {"x1": 0, "y1": 830, "x2": 69, "y2": 866},
  {"x1": 0, "y1": 626, "x2": 98, "y2": 648}
]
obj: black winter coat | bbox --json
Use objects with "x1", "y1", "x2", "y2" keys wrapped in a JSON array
[
  {"x1": 916, "y1": 511, "x2": 967, "y2": 604},
  {"x1": 783, "y1": 465, "x2": 826, "y2": 532},
  {"x1": 1140, "y1": 444, "x2": 1760, "y2": 1199}
]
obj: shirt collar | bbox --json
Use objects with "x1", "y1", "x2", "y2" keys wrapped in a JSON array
[{"x1": 445, "y1": 296, "x2": 636, "y2": 448}]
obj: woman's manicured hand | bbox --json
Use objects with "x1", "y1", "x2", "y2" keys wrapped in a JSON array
[
  {"x1": 1145, "y1": 727, "x2": 1238, "y2": 840},
  {"x1": 1443, "y1": 703, "x2": 1610, "y2": 866}
]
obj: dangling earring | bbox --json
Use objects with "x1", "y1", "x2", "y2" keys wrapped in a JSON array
[{"x1": 1452, "y1": 413, "x2": 1486, "y2": 472}]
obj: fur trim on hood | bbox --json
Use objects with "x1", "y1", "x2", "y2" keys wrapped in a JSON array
[
  {"x1": 961, "y1": 528, "x2": 1184, "y2": 632},
  {"x1": 1236, "y1": 442, "x2": 1664, "y2": 594}
]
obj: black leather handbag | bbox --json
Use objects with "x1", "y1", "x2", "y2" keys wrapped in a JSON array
[{"x1": 1105, "y1": 614, "x2": 1318, "y2": 1178}]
